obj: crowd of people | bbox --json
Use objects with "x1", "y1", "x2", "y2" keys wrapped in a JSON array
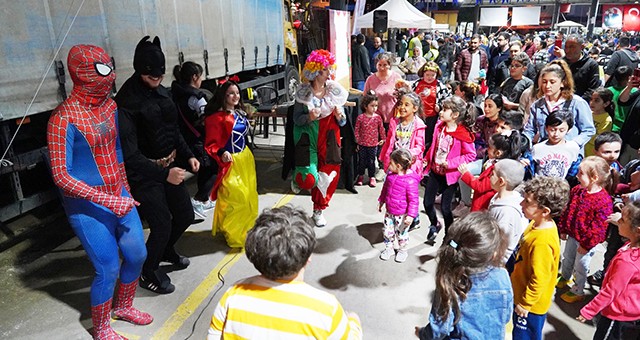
[
  {"x1": 346, "y1": 29, "x2": 640, "y2": 339},
  {"x1": 45, "y1": 27, "x2": 640, "y2": 339}
]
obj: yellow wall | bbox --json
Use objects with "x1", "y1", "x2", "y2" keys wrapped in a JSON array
[{"x1": 433, "y1": 12, "x2": 458, "y2": 32}]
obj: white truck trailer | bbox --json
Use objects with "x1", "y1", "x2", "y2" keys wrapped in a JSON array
[{"x1": 0, "y1": 0, "x2": 300, "y2": 237}]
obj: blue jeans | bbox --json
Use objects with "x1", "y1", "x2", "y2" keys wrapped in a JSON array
[
  {"x1": 458, "y1": 159, "x2": 483, "y2": 205},
  {"x1": 513, "y1": 310, "x2": 547, "y2": 340},
  {"x1": 561, "y1": 236, "x2": 596, "y2": 295},
  {"x1": 353, "y1": 80, "x2": 365, "y2": 91}
]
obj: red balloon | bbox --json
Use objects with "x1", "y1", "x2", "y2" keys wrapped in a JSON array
[{"x1": 293, "y1": 20, "x2": 302, "y2": 29}]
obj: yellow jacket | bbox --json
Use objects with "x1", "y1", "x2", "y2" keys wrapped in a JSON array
[{"x1": 511, "y1": 220, "x2": 560, "y2": 314}]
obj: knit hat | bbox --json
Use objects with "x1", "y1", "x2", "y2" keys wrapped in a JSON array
[{"x1": 133, "y1": 36, "x2": 165, "y2": 77}]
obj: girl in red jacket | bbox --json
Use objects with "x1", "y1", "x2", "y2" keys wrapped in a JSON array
[
  {"x1": 578, "y1": 201, "x2": 640, "y2": 339},
  {"x1": 558, "y1": 156, "x2": 616, "y2": 303},
  {"x1": 457, "y1": 130, "x2": 528, "y2": 211},
  {"x1": 378, "y1": 148, "x2": 420, "y2": 263}
]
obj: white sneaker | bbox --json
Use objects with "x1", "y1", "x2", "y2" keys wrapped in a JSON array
[
  {"x1": 380, "y1": 247, "x2": 395, "y2": 261},
  {"x1": 202, "y1": 200, "x2": 216, "y2": 211},
  {"x1": 191, "y1": 198, "x2": 207, "y2": 220},
  {"x1": 312, "y1": 210, "x2": 326, "y2": 227},
  {"x1": 395, "y1": 250, "x2": 408, "y2": 263}
]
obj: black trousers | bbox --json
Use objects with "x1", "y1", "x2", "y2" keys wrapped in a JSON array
[
  {"x1": 131, "y1": 179, "x2": 194, "y2": 279},
  {"x1": 194, "y1": 160, "x2": 218, "y2": 202},
  {"x1": 603, "y1": 224, "x2": 625, "y2": 272},
  {"x1": 594, "y1": 315, "x2": 640, "y2": 340},
  {"x1": 423, "y1": 172, "x2": 458, "y2": 233}
]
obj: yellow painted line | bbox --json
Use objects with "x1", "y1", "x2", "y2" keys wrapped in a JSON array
[
  {"x1": 152, "y1": 248, "x2": 243, "y2": 339},
  {"x1": 151, "y1": 192, "x2": 295, "y2": 339}
]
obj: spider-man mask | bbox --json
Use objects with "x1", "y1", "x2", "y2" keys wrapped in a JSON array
[{"x1": 67, "y1": 44, "x2": 116, "y2": 104}]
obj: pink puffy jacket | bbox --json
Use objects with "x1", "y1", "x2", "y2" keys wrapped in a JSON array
[
  {"x1": 425, "y1": 120, "x2": 477, "y2": 185},
  {"x1": 380, "y1": 116, "x2": 426, "y2": 177},
  {"x1": 378, "y1": 171, "x2": 420, "y2": 218}
]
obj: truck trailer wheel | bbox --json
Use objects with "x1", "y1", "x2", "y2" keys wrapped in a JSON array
[{"x1": 285, "y1": 65, "x2": 299, "y2": 102}]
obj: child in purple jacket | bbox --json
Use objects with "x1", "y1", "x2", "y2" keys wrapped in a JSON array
[{"x1": 378, "y1": 148, "x2": 420, "y2": 263}]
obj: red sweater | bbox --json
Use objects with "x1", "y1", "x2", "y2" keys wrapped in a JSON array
[
  {"x1": 559, "y1": 186, "x2": 613, "y2": 250},
  {"x1": 460, "y1": 164, "x2": 496, "y2": 212},
  {"x1": 581, "y1": 243, "x2": 640, "y2": 321}
]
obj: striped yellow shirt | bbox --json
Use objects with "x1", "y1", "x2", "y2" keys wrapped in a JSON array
[{"x1": 208, "y1": 275, "x2": 362, "y2": 339}]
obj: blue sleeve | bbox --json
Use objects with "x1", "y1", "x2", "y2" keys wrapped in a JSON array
[
  {"x1": 418, "y1": 308, "x2": 453, "y2": 340},
  {"x1": 630, "y1": 189, "x2": 640, "y2": 203},
  {"x1": 524, "y1": 105, "x2": 536, "y2": 144},
  {"x1": 571, "y1": 97, "x2": 596, "y2": 148}
]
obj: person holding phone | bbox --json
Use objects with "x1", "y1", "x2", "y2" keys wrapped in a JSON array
[{"x1": 552, "y1": 34, "x2": 601, "y2": 102}]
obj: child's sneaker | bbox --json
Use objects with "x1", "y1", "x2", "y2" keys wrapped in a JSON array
[
  {"x1": 380, "y1": 247, "x2": 395, "y2": 261},
  {"x1": 355, "y1": 175, "x2": 364, "y2": 186},
  {"x1": 556, "y1": 275, "x2": 573, "y2": 289},
  {"x1": 588, "y1": 270, "x2": 604, "y2": 287},
  {"x1": 395, "y1": 250, "x2": 408, "y2": 263},
  {"x1": 369, "y1": 177, "x2": 377, "y2": 187},
  {"x1": 560, "y1": 291, "x2": 585, "y2": 303},
  {"x1": 427, "y1": 223, "x2": 442, "y2": 242}
]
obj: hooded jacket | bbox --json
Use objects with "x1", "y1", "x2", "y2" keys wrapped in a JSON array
[
  {"x1": 425, "y1": 120, "x2": 476, "y2": 185},
  {"x1": 489, "y1": 191, "x2": 527, "y2": 263},
  {"x1": 380, "y1": 116, "x2": 426, "y2": 177},
  {"x1": 460, "y1": 163, "x2": 496, "y2": 212}
]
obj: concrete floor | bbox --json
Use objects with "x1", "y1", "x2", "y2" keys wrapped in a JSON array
[{"x1": 0, "y1": 130, "x2": 601, "y2": 339}]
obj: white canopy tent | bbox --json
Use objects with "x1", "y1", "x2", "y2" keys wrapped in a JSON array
[
  {"x1": 354, "y1": 0, "x2": 435, "y2": 30},
  {"x1": 556, "y1": 20, "x2": 585, "y2": 28}
]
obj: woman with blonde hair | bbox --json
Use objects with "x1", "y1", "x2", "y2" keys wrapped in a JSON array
[{"x1": 524, "y1": 59, "x2": 595, "y2": 149}]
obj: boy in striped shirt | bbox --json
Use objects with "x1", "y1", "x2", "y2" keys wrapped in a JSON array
[{"x1": 207, "y1": 205, "x2": 362, "y2": 339}]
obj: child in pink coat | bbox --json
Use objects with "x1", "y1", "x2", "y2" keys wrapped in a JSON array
[
  {"x1": 378, "y1": 148, "x2": 420, "y2": 263},
  {"x1": 578, "y1": 201, "x2": 640, "y2": 339},
  {"x1": 379, "y1": 91, "x2": 426, "y2": 178},
  {"x1": 424, "y1": 96, "x2": 477, "y2": 241}
]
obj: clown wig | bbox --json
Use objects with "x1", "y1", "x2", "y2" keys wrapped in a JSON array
[{"x1": 302, "y1": 49, "x2": 337, "y2": 82}]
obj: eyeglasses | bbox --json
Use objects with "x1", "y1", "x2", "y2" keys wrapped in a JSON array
[
  {"x1": 510, "y1": 64, "x2": 523, "y2": 68},
  {"x1": 94, "y1": 62, "x2": 113, "y2": 76}
]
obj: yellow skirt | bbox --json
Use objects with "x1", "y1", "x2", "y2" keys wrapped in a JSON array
[{"x1": 212, "y1": 147, "x2": 258, "y2": 248}]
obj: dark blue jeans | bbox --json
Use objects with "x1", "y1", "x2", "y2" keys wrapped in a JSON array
[
  {"x1": 513, "y1": 310, "x2": 546, "y2": 340},
  {"x1": 353, "y1": 80, "x2": 365, "y2": 91}
]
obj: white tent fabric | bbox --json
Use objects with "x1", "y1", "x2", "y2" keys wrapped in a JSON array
[
  {"x1": 354, "y1": 0, "x2": 435, "y2": 30},
  {"x1": 556, "y1": 20, "x2": 585, "y2": 28}
]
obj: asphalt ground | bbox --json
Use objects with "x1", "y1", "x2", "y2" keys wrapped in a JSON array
[{"x1": 0, "y1": 130, "x2": 602, "y2": 339}]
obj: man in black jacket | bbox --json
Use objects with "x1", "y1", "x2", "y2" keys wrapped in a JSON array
[
  {"x1": 605, "y1": 36, "x2": 640, "y2": 87},
  {"x1": 553, "y1": 34, "x2": 601, "y2": 102},
  {"x1": 352, "y1": 34, "x2": 370, "y2": 91},
  {"x1": 116, "y1": 36, "x2": 199, "y2": 294}
]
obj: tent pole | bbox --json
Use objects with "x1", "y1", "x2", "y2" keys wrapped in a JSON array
[
  {"x1": 388, "y1": 28, "x2": 397, "y2": 54},
  {"x1": 473, "y1": 5, "x2": 480, "y2": 35}
]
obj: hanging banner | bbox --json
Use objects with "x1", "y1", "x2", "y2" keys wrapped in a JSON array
[
  {"x1": 603, "y1": 5, "x2": 623, "y2": 29},
  {"x1": 352, "y1": 0, "x2": 366, "y2": 34},
  {"x1": 479, "y1": 7, "x2": 508, "y2": 27},
  {"x1": 329, "y1": 9, "x2": 351, "y2": 89},
  {"x1": 512, "y1": 7, "x2": 541, "y2": 26},
  {"x1": 623, "y1": 5, "x2": 640, "y2": 32}
]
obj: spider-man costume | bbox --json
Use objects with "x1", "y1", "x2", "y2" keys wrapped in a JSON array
[{"x1": 47, "y1": 45, "x2": 152, "y2": 340}]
